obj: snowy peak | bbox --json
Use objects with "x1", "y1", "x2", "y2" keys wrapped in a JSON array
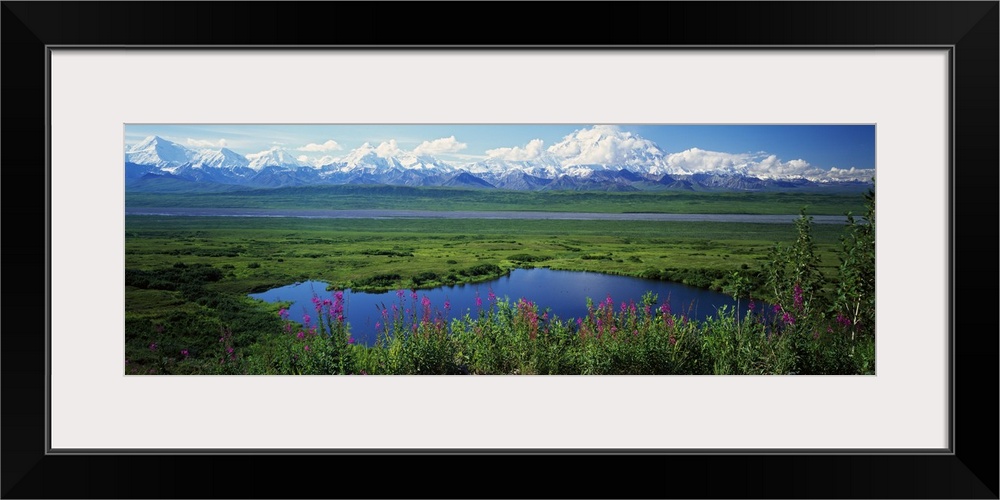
[
  {"x1": 125, "y1": 136, "x2": 198, "y2": 169},
  {"x1": 126, "y1": 136, "x2": 252, "y2": 171},
  {"x1": 124, "y1": 126, "x2": 874, "y2": 191},
  {"x1": 192, "y1": 147, "x2": 251, "y2": 170},
  {"x1": 547, "y1": 125, "x2": 669, "y2": 173},
  {"x1": 465, "y1": 156, "x2": 563, "y2": 178},
  {"x1": 327, "y1": 141, "x2": 457, "y2": 174},
  {"x1": 246, "y1": 147, "x2": 308, "y2": 170}
]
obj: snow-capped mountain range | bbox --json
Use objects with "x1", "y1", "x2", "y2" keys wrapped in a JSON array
[{"x1": 125, "y1": 127, "x2": 875, "y2": 192}]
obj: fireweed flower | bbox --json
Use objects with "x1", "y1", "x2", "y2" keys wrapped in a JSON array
[
  {"x1": 411, "y1": 290, "x2": 418, "y2": 300},
  {"x1": 793, "y1": 283, "x2": 804, "y2": 310},
  {"x1": 180, "y1": 349, "x2": 189, "y2": 358},
  {"x1": 396, "y1": 290, "x2": 405, "y2": 299},
  {"x1": 375, "y1": 322, "x2": 381, "y2": 330},
  {"x1": 475, "y1": 296, "x2": 483, "y2": 308},
  {"x1": 149, "y1": 342, "x2": 157, "y2": 351},
  {"x1": 748, "y1": 301, "x2": 755, "y2": 311},
  {"x1": 278, "y1": 308, "x2": 288, "y2": 319},
  {"x1": 348, "y1": 337, "x2": 355, "y2": 345},
  {"x1": 781, "y1": 312, "x2": 795, "y2": 325},
  {"x1": 487, "y1": 290, "x2": 496, "y2": 302},
  {"x1": 296, "y1": 331, "x2": 305, "y2": 339},
  {"x1": 302, "y1": 314, "x2": 311, "y2": 326},
  {"x1": 444, "y1": 300, "x2": 451, "y2": 311},
  {"x1": 772, "y1": 304, "x2": 782, "y2": 314},
  {"x1": 304, "y1": 345, "x2": 310, "y2": 351},
  {"x1": 836, "y1": 313, "x2": 852, "y2": 327}
]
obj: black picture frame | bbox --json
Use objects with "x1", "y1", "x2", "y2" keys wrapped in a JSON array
[{"x1": 3, "y1": 2, "x2": 996, "y2": 498}]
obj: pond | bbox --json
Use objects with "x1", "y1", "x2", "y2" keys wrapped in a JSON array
[{"x1": 249, "y1": 268, "x2": 761, "y2": 347}]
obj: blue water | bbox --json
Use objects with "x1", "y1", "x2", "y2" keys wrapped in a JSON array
[{"x1": 248, "y1": 268, "x2": 759, "y2": 347}]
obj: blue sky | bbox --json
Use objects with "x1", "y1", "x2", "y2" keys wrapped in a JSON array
[{"x1": 125, "y1": 124, "x2": 875, "y2": 171}]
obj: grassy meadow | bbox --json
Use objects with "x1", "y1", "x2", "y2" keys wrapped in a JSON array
[
  {"x1": 125, "y1": 185, "x2": 867, "y2": 215},
  {"x1": 124, "y1": 188, "x2": 875, "y2": 375}
]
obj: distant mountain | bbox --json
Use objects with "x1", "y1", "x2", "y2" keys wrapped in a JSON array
[
  {"x1": 192, "y1": 147, "x2": 251, "y2": 169},
  {"x1": 123, "y1": 133, "x2": 875, "y2": 193},
  {"x1": 125, "y1": 136, "x2": 199, "y2": 170},
  {"x1": 324, "y1": 142, "x2": 457, "y2": 174},
  {"x1": 443, "y1": 172, "x2": 495, "y2": 189},
  {"x1": 126, "y1": 172, "x2": 251, "y2": 193},
  {"x1": 247, "y1": 147, "x2": 309, "y2": 170}
]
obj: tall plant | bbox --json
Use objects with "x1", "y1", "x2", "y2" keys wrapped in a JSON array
[
  {"x1": 765, "y1": 207, "x2": 825, "y2": 319},
  {"x1": 834, "y1": 180, "x2": 876, "y2": 343}
]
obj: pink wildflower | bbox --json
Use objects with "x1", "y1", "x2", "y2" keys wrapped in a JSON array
[{"x1": 793, "y1": 283, "x2": 804, "y2": 310}]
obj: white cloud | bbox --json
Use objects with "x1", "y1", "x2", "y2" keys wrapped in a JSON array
[
  {"x1": 486, "y1": 139, "x2": 546, "y2": 161},
  {"x1": 665, "y1": 148, "x2": 755, "y2": 174},
  {"x1": 412, "y1": 136, "x2": 467, "y2": 156},
  {"x1": 297, "y1": 140, "x2": 342, "y2": 152},
  {"x1": 375, "y1": 139, "x2": 402, "y2": 157},
  {"x1": 186, "y1": 138, "x2": 227, "y2": 148}
]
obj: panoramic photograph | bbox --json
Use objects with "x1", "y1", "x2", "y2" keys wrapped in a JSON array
[{"x1": 124, "y1": 124, "x2": 875, "y2": 375}]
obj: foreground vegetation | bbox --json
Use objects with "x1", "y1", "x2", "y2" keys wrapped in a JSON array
[{"x1": 125, "y1": 188, "x2": 875, "y2": 375}]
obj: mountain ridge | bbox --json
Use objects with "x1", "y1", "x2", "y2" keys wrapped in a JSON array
[{"x1": 124, "y1": 132, "x2": 874, "y2": 193}]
